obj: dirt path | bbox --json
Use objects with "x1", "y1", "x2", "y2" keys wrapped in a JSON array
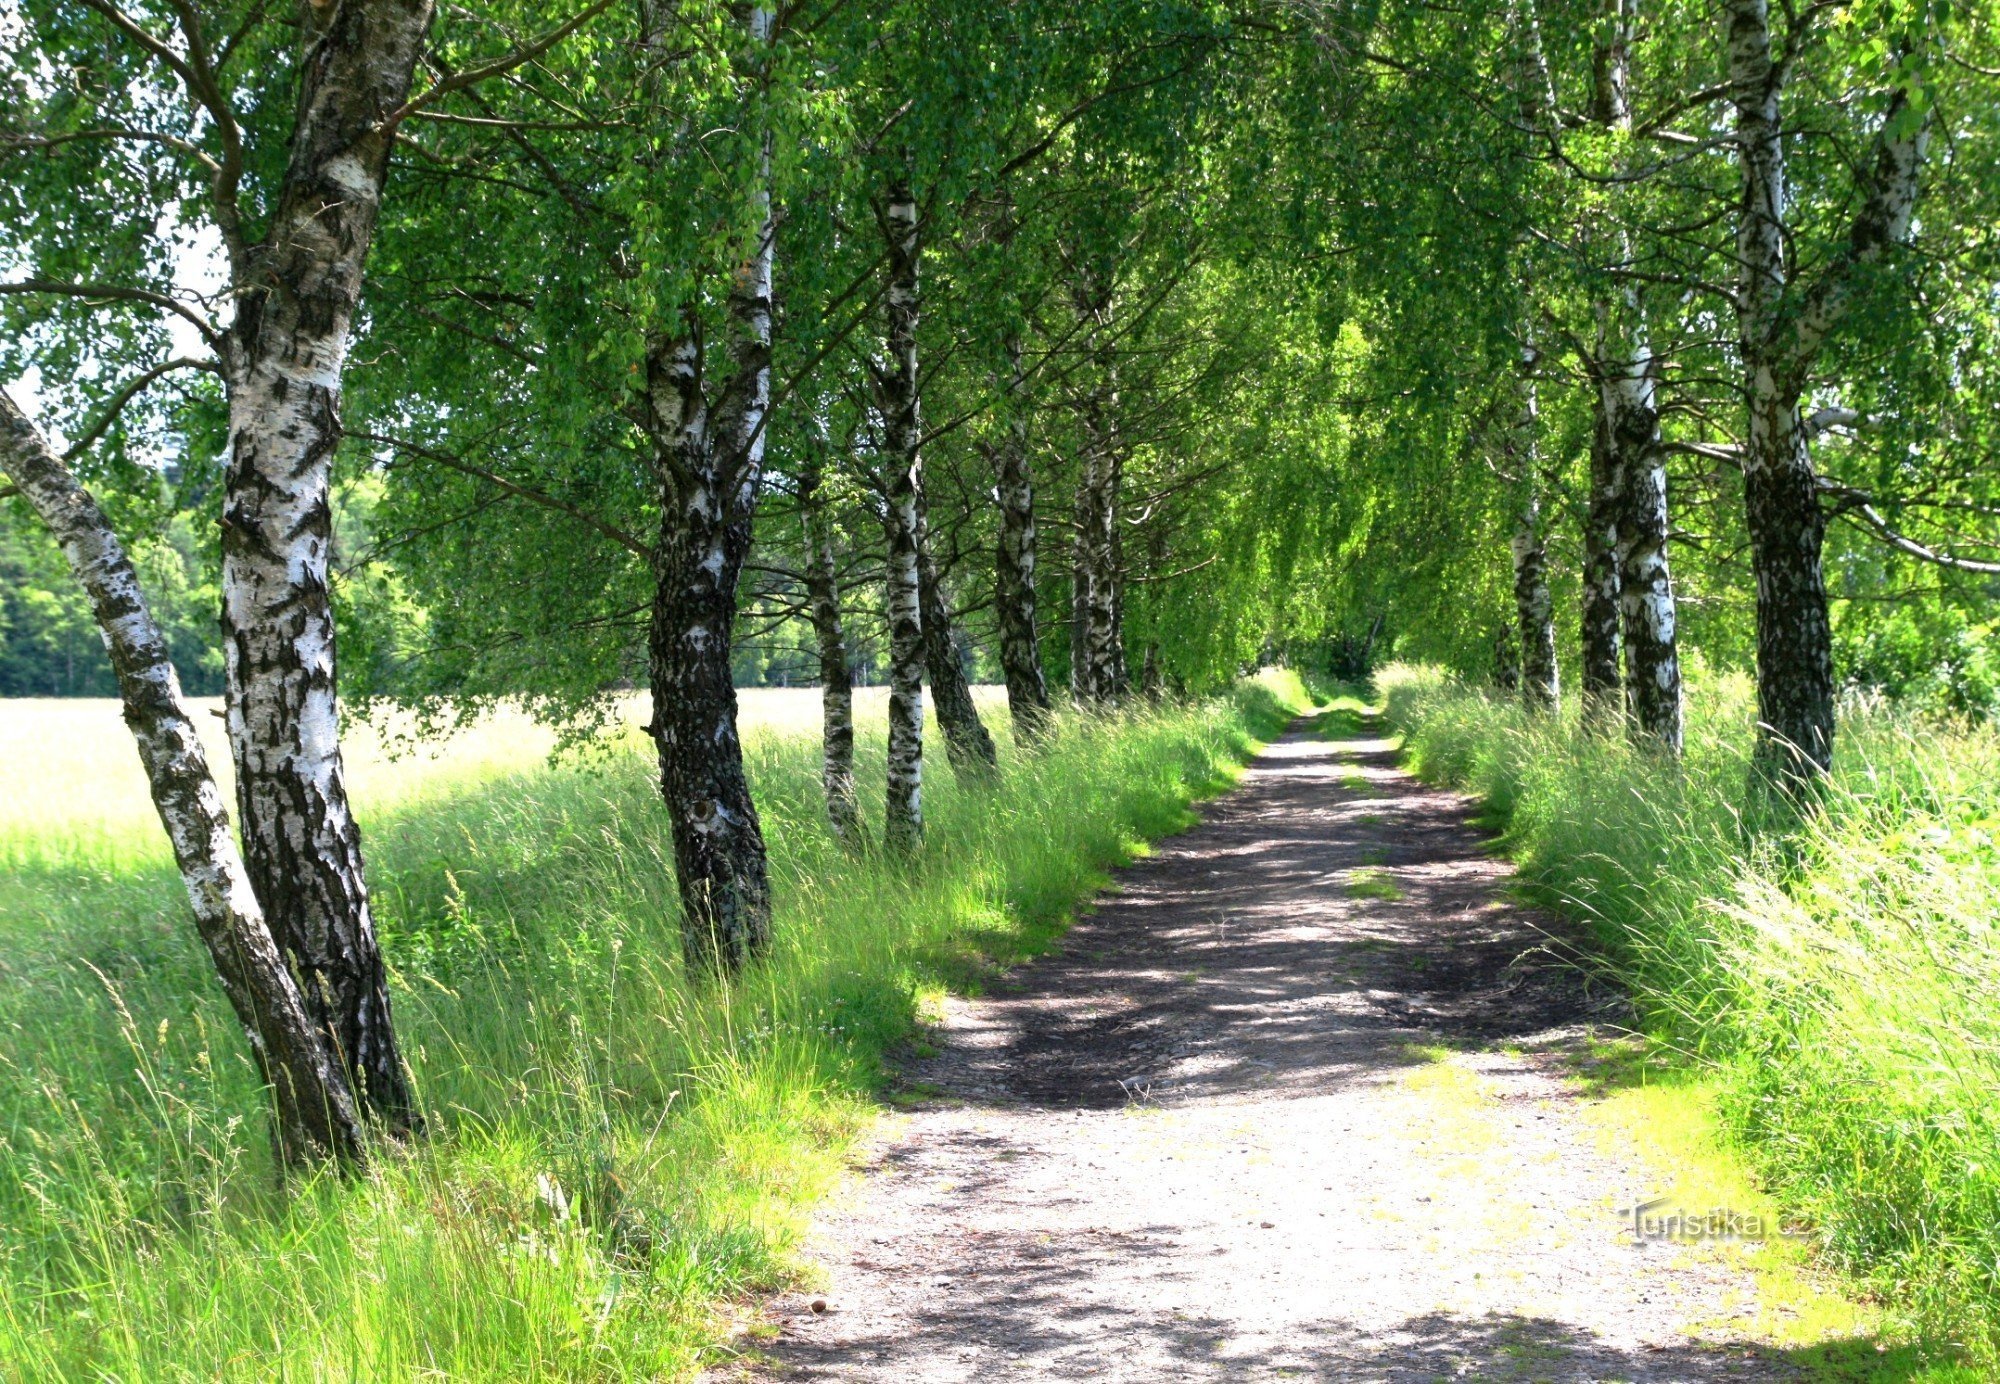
[{"x1": 724, "y1": 715, "x2": 1815, "y2": 1381}]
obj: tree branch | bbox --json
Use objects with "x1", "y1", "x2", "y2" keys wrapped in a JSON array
[
  {"x1": 0, "y1": 279, "x2": 222, "y2": 350},
  {"x1": 375, "y1": 0, "x2": 619, "y2": 135},
  {"x1": 0, "y1": 126, "x2": 219, "y2": 171},
  {"x1": 1836, "y1": 500, "x2": 2000, "y2": 574},
  {"x1": 355, "y1": 430, "x2": 654, "y2": 562},
  {"x1": 63, "y1": 356, "x2": 222, "y2": 460}
]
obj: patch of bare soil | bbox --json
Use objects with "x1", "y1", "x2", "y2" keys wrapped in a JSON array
[{"x1": 715, "y1": 716, "x2": 1810, "y2": 1381}]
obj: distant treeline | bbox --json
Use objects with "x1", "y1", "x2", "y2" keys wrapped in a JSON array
[
  {"x1": 0, "y1": 505, "x2": 219, "y2": 698},
  {"x1": 0, "y1": 497, "x2": 913, "y2": 698}
]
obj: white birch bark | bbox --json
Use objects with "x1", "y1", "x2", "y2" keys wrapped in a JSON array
[
  {"x1": 800, "y1": 462, "x2": 861, "y2": 847},
  {"x1": 1070, "y1": 277, "x2": 1126, "y2": 704},
  {"x1": 218, "y1": 0, "x2": 433, "y2": 1131},
  {"x1": 1587, "y1": 0, "x2": 1682, "y2": 751},
  {"x1": 1068, "y1": 450, "x2": 1100, "y2": 702},
  {"x1": 2, "y1": 388, "x2": 367, "y2": 1169},
  {"x1": 1580, "y1": 391, "x2": 1624, "y2": 718},
  {"x1": 1727, "y1": 0, "x2": 1929, "y2": 783},
  {"x1": 641, "y1": 33, "x2": 777, "y2": 970},
  {"x1": 877, "y1": 183, "x2": 926, "y2": 854},
  {"x1": 1611, "y1": 357, "x2": 1682, "y2": 753},
  {"x1": 991, "y1": 334, "x2": 1052, "y2": 742},
  {"x1": 1506, "y1": 344, "x2": 1559, "y2": 713},
  {"x1": 915, "y1": 487, "x2": 999, "y2": 779}
]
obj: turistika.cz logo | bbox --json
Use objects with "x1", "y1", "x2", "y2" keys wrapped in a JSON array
[{"x1": 1618, "y1": 1195, "x2": 1811, "y2": 1243}]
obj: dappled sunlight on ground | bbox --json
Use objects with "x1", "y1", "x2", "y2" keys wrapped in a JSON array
[{"x1": 717, "y1": 711, "x2": 1893, "y2": 1382}]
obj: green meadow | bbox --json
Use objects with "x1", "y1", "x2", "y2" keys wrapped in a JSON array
[{"x1": 0, "y1": 675, "x2": 1306, "y2": 1379}]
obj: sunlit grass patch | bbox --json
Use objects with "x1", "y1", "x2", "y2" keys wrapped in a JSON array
[
  {"x1": 1578, "y1": 1068, "x2": 1876, "y2": 1348},
  {"x1": 1382, "y1": 662, "x2": 2000, "y2": 1374},
  {"x1": 0, "y1": 670, "x2": 1312, "y2": 1378},
  {"x1": 1346, "y1": 868, "x2": 1405, "y2": 901}
]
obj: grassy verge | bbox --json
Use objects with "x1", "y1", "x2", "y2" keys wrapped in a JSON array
[
  {"x1": 0, "y1": 673, "x2": 1308, "y2": 1379},
  {"x1": 1379, "y1": 663, "x2": 2000, "y2": 1374}
]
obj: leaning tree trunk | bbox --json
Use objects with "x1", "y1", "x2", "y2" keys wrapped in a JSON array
[
  {"x1": 1726, "y1": 0, "x2": 1926, "y2": 787},
  {"x1": 218, "y1": 0, "x2": 434, "y2": 1132},
  {"x1": 3, "y1": 390, "x2": 367, "y2": 1169},
  {"x1": 877, "y1": 181, "x2": 927, "y2": 854},
  {"x1": 1579, "y1": 392, "x2": 1624, "y2": 720},
  {"x1": 799, "y1": 464, "x2": 861, "y2": 847},
  {"x1": 641, "y1": 114, "x2": 777, "y2": 973},
  {"x1": 915, "y1": 492, "x2": 998, "y2": 778},
  {"x1": 1505, "y1": 350, "x2": 1559, "y2": 714},
  {"x1": 991, "y1": 336, "x2": 1052, "y2": 742}
]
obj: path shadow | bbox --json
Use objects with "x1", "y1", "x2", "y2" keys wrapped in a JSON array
[
  {"x1": 747, "y1": 715, "x2": 1802, "y2": 1383},
  {"x1": 903, "y1": 712, "x2": 1622, "y2": 1113},
  {"x1": 763, "y1": 1298, "x2": 1822, "y2": 1381}
]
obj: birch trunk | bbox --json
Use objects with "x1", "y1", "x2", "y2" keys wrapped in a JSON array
[
  {"x1": 1104, "y1": 508, "x2": 1128, "y2": 697},
  {"x1": 1610, "y1": 363, "x2": 1683, "y2": 753},
  {"x1": 219, "y1": 0, "x2": 433, "y2": 1131},
  {"x1": 1727, "y1": 0, "x2": 1928, "y2": 784},
  {"x1": 3, "y1": 390, "x2": 367, "y2": 1169},
  {"x1": 1071, "y1": 288, "x2": 1126, "y2": 705},
  {"x1": 991, "y1": 336, "x2": 1052, "y2": 743},
  {"x1": 641, "y1": 105, "x2": 777, "y2": 973},
  {"x1": 1579, "y1": 393, "x2": 1624, "y2": 719},
  {"x1": 1584, "y1": 0, "x2": 1681, "y2": 749},
  {"x1": 915, "y1": 491, "x2": 998, "y2": 777},
  {"x1": 1068, "y1": 469, "x2": 1098, "y2": 703},
  {"x1": 1493, "y1": 624, "x2": 1521, "y2": 692},
  {"x1": 1505, "y1": 351, "x2": 1559, "y2": 713},
  {"x1": 799, "y1": 465, "x2": 860, "y2": 847},
  {"x1": 1510, "y1": 489, "x2": 1559, "y2": 715},
  {"x1": 877, "y1": 182, "x2": 926, "y2": 853},
  {"x1": 1081, "y1": 416, "x2": 1125, "y2": 702}
]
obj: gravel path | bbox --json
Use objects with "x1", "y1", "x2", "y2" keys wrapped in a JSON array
[{"x1": 719, "y1": 715, "x2": 1808, "y2": 1381}]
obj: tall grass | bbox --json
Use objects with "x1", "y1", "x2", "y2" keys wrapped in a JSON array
[
  {"x1": 1381, "y1": 663, "x2": 2000, "y2": 1364},
  {"x1": 0, "y1": 674, "x2": 1308, "y2": 1378}
]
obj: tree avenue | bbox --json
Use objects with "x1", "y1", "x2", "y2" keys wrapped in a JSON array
[{"x1": 3, "y1": 0, "x2": 1996, "y2": 1172}]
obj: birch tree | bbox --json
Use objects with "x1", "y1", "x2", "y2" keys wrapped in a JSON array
[
  {"x1": 638, "y1": 7, "x2": 779, "y2": 972},
  {"x1": 1582, "y1": 0, "x2": 1681, "y2": 749},
  {"x1": 872, "y1": 183, "x2": 932, "y2": 852},
  {"x1": 1579, "y1": 398, "x2": 1624, "y2": 717},
  {"x1": 0, "y1": 0, "x2": 540, "y2": 1129},
  {"x1": 797, "y1": 450, "x2": 863, "y2": 848},
  {"x1": 1, "y1": 390, "x2": 367, "y2": 1168},
  {"x1": 1066, "y1": 261, "x2": 1131, "y2": 705},
  {"x1": 1504, "y1": 340, "x2": 1560, "y2": 713},
  {"x1": 334, "y1": 2, "x2": 798, "y2": 971},
  {"x1": 866, "y1": 184, "x2": 998, "y2": 780},
  {"x1": 1725, "y1": 0, "x2": 1929, "y2": 786},
  {"x1": 987, "y1": 324, "x2": 1053, "y2": 741}
]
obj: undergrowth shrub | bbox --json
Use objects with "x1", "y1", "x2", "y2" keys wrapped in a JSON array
[{"x1": 1381, "y1": 662, "x2": 2000, "y2": 1365}]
